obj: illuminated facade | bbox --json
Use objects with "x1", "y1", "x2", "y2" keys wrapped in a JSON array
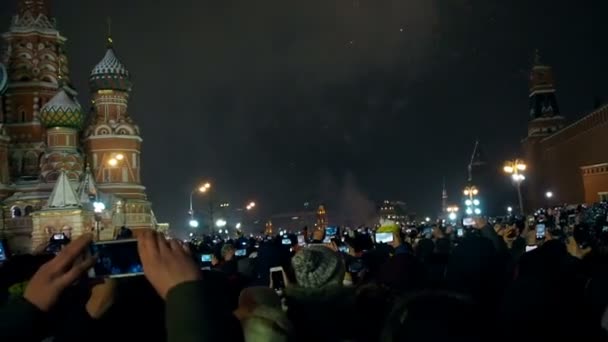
[{"x1": 0, "y1": 0, "x2": 162, "y2": 253}]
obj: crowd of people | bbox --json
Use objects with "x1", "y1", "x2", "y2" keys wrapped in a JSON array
[{"x1": 0, "y1": 202, "x2": 607, "y2": 342}]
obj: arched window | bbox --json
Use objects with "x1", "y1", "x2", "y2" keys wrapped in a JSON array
[
  {"x1": 11, "y1": 206, "x2": 22, "y2": 218},
  {"x1": 24, "y1": 205, "x2": 34, "y2": 216}
]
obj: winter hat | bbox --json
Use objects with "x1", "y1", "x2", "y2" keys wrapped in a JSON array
[
  {"x1": 291, "y1": 245, "x2": 345, "y2": 288},
  {"x1": 242, "y1": 306, "x2": 292, "y2": 342}
]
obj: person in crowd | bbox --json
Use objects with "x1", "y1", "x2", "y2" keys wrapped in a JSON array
[
  {"x1": 284, "y1": 245, "x2": 356, "y2": 342},
  {"x1": 234, "y1": 286, "x2": 292, "y2": 342}
]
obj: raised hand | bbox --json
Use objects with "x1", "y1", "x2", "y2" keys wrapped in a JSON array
[
  {"x1": 24, "y1": 234, "x2": 96, "y2": 312},
  {"x1": 137, "y1": 230, "x2": 202, "y2": 299}
]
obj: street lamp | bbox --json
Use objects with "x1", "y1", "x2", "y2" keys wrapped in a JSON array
[
  {"x1": 189, "y1": 219, "x2": 199, "y2": 228},
  {"x1": 246, "y1": 201, "x2": 256, "y2": 210},
  {"x1": 189, "y1": 182, "x2": 212, "y2": 221},
  {"x1": 507, "y1": 206, "x2": 513, "y2": 214},
  {"x1": 463, "y1": 186, "x2": 481, "y2": 216},
  {"x1": 447, "y1": 206, "x2": 459, "y2": 221},
  {"x1": 545, "y1": 191, "x2": 553, "y2": 199},
  {"x1": 215, "y1": 218, "x2": 227, "y2": 228},
  {"x1": 93, "y1": 201, "x2": 105, "y2": 240},
  {"x1": 504, "y1": 159, "x2": 527, "y2": 215}
]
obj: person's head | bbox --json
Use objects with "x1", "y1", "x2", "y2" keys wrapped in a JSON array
[
  {"x1": 222, "y1": 243, "x2": 236, "y2": 261},
  {"x1": 291, "y1": 245, "x2": 345, "y2": 288},
  {"x1": 234, "y1": 286, "x2": 282, "y2": 320}
]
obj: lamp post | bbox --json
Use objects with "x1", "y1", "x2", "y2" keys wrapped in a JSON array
[
  {"x1": 93, "y1": 201, "x2": 105, "y2": 241},
  {"x1": 463, "y1": 186, "x2": 481, "y2": 216},
  {"x1": 189, "y1": 182, "x2": 211, "y2": 228},
  {"x1": 504, "y1": 159, "x2": 526, "y2": 216},
  {"x1": 447, "y1": 206, "x2": 459, "y2": 221}
]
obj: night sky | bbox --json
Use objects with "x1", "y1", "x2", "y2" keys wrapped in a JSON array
[{"x1": 1, "y1": 0, "x2": 606, "y2": 230}]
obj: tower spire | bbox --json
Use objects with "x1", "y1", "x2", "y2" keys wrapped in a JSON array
[{"x1": 106, "y1": 17, "x2": 113, "y2": 48}]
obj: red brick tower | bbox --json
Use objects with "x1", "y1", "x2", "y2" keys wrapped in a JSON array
[
  {"x1": 1, "y1": 0, "x2": 71, "y2": 179},
  {"x1": 521, "y1": 51, "x2": 566, "y2": 210},
  {"x1": 84, "y1": 35, "x2": 153, "y2": 230}
]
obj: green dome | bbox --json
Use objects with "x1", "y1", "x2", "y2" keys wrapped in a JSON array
[{"x1": 40, "y1": 89, "x2": 84, "y2": 129}]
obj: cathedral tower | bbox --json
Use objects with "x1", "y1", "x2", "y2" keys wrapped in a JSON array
[
  {"x1": 1, "y1": 0, "x2": 71, "y2": 179},
  {"x1": 84, "y1": 36, "x2": 152, "y2": 230},
  {"x1": 39, "y1": 88, "x2": 84, "y2": 182},
  {"x1": 522, "y1": 52, "x2": 566, "y2": 211}
]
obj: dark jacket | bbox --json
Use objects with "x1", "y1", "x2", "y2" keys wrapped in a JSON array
[
  {"x1": 0, "y1": 280, "x2": 243, "y2": 342},
  {"x1": 284, "y1": 285, "x2": 356, "y2": 342}
]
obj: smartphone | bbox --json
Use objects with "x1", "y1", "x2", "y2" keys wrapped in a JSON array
[
  {"x1": 87, "y1": 239, "x2": 143, "y2": 278},
  {"x1": 270, "y1": 266, "x2": 286, "y2": 291},
  {"x1": 0, "y1": 241, "x2": 7, "y2": 262},
  {"x1": 462, "y1": 218, "x2": 474, "y2": 227},
  {"x1": 282, "y1": 238, "x2": 291, "y2": 245},
  {"x1": 200, "y1": 254, "x2": 212, "y2": 263},
  {"x1": 525, "y1": 245, "x2": 538, "y2": 252},
  {"x1": 325, "y1": 226, "x2": 337, "y2": 237},
  {"x1": 338, "y1": 245, "x2": 349, "y2": 253},
  {"x1": 457, "y1": 228, "x2": 464, "y2": 237},
  {"x1": 235, "y1": 249, "x2": 246, "y2": 257},
  {"x1": 297, "y1": 235, "x2": 305, "y2": 246},
  {"x1": 375, "y1": 232, "x2": 393, "y2": 244},
  {"x1": 52, "y1": 233, "x2": 66, "y2": 241},
  {"x1": 536, "y1": 224, "x2": 546, "y2": 239}
]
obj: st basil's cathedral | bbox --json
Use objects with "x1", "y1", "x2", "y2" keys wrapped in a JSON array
[{"x1": 0, "y1": 0, "x2": 166, "y2": 253}]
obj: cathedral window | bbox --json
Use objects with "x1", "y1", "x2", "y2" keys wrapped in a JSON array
[
  {"x1": 11, "y1": 206, "x2": 22, "y2": 218},
  {"x1": 24, "y1": 205, "x2": 33, "y2": 216}
]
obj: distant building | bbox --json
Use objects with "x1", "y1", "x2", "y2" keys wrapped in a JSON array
[
  {"x1": 522, "y1": 53, "x2": 608, "y2": 209},
  {"x1": 268, "y1": 211, "x2": 316, "y2": 233},
  {"x1": 378, "y1": 200, "x2": 407, "y2": 224}
]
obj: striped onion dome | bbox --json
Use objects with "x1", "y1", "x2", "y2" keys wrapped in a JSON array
[
  {"x1": 40, "y1": 89, "x2": 84, "y2": 129},
  {"x1": 89, "y1": 47, "x2": 132, "y2": 92}
]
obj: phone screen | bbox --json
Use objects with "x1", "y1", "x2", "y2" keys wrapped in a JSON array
[
  {"x1": 338, "y1": 245, "x2": 349, "y2": 253},
  {"x1": 536, "y1": 224, "x2": 546, "y2": 239},
  {"x1": 0, "y1": 241, "x2": 7, "y2": 261},
  {"x1": 297, "y1": 235, "x2": 305, "y2": 246},
  {"x1": 52, "y1": 233, "x2": 65, "y2": 240},
  {"x1": 525, "y1": 245, "x2": 538, "y2": 252},
  {"x1": 282, "y1": 238, "x2": 291, "y2": 245},
  {"x1": 200, "y1": 254, "x2": 212, "y2": 262},
  {"x1": 463, "y1": 218, "x2": 474, "y2": 226},
  {"x1": 235, "y1": 249, "x2": 246, "y2": 257},
  {"x1": 270, "y1": 268, "x2": 285, "y2": 290},
  {"x1": 375, "y1": 232, "x2": 393, "y2": 243},
  {"x1": 88, "y1": 239, "x2": 143, "y2": 278},
  {"x1": 457, "y1": 228, "x2": 464, "y2": 237},
  {"x1": 325, "y1": 226, "x2": 337, "y2": 237}
]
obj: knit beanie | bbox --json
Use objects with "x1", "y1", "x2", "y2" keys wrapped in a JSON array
[{"x1": 291, "y1": 245, "x2": 345, "y2": 288}]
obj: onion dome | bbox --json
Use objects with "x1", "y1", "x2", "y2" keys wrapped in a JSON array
[
  {"x1": 40, "y1": 89, "x2": 84, "y2": 129},
  {"x1": 0, "y1": 63, "x2": 7, "y2": 95},
  {"x1": 89, "y1": 47, "x2": 132, "y2": 92}
]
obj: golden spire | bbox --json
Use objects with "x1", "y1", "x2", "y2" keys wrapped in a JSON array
[{"x1": 106, "y1": 17, "x2": 113, "y2": 48}]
